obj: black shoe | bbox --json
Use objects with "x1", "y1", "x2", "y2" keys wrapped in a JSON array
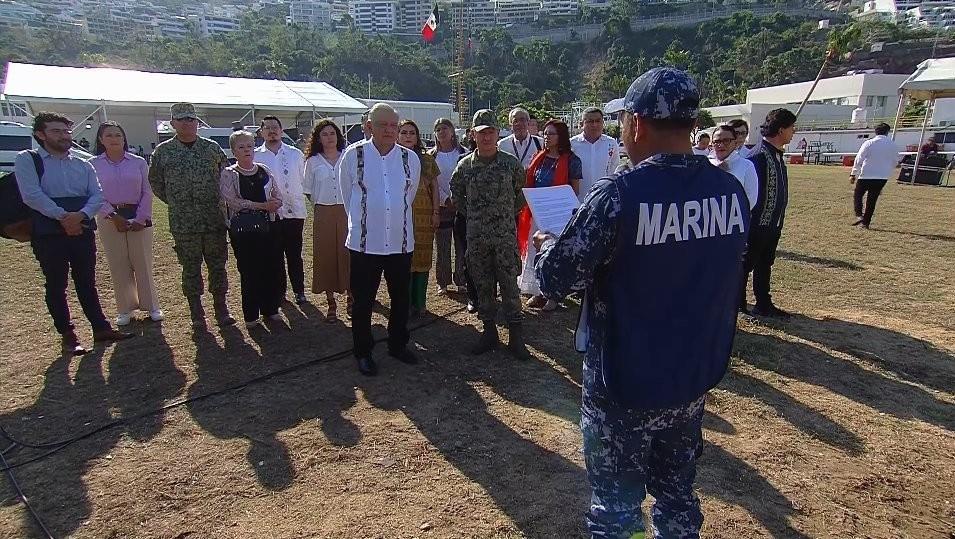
[
  {"x1": 506, "y1": 322, "x2": 532, "y2": 361},
  {"x1": 752, "y1": 304, "x2": 790, "y2": 319},
  {"x1": 469, "y1": 323, "x2": 500, "y2": 355},
  {"x1": 389, "y1": 347, "x2": 418, "y2": 365},
  {"x1": 860, "y1": 222, "x2": 870, "y2": 229},
  {"x1": 93, "y1": 327, "x2": 135, "y2": 343},
  {"x1": 61, "y1": 331, "x2": 89, "y2": 356},
  {"x1": 294, "y1": 293, "x2": 308, "y2": 305},
  {"x1": 357, "y1": 356, "x2": 378, "y2": 376}
]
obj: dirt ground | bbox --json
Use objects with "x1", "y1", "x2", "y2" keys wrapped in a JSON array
[{"x1": 0, "y1": 165, "x2": 953, "y2": 539}]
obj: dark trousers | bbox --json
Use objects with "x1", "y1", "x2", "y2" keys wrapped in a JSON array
[
  {"x1": 230, "y1": 227, "x2": 283, "y2": 322},
  {"x1": 349, "y1": 250, "x2": 411, "y2": 358},
  {"x1": 275, "y1": 218, "x2": 305, "y2": 296},
  {"x1": 741, "y1": 227, "x2": 781, "y2": 309},
  {"x1": 31, "y1": 231, "x2": 109, "y2": 334},
  {"x1": 453, "y1": 213, "x2": 477, "y2": 304},
  {"x1": 853, "y1": 179, "x2": 887, "y2": 225}
]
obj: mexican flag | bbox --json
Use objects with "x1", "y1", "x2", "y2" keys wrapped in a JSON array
[{"x1": 421, "y1": 5, "x2": 439, "y2": 43}]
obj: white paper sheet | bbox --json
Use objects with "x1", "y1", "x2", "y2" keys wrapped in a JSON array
[{"x1": 522, "y1": 185, "x2": 580, "y2": 235}]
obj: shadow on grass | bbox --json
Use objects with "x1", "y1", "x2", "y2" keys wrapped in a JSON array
[
  {"x1": 776, "y1": 250, "x2": 862, "y2": 271},
  {"x1": 736, "y1": 325, "x2": 954, "y2": 432},
  {"x1": 869, "y1": 227, "x2": 955, "y2": 243},
  {"x1": 781, "y1": 313, "x2": 955, "y2": 396},
  {"x1": 185, "y1": 325, "x2": 361, "y2": 491}
]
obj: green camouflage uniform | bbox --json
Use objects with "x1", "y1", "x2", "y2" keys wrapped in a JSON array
[
  {"x1": 148, "y1": 136, "x2": 229, "y2": 298},
  {"x1": 449, "y1": 150, "x2": 525, "y2": 323}
]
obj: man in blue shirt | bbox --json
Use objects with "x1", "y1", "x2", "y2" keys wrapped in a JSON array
[
  {"x1": 15, "y1": 112, "x2": 133, "y2": 355},
  {"x1": 534, "y1": 68, "x2": 749, "y2": 538}
]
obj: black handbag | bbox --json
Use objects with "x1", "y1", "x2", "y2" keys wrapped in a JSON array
[
  {"x1": 31, "y1": 196, "x2": 96, "y2": 236},
  {"x1": 115, "y1": 204, "x2": 138, "y2": 220},
  {"x1": 229, "y1": 209, "x2": 270, "y2": 234}
]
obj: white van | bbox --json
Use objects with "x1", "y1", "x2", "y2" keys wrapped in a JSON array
[{"x1": 0, "y1": 121, "x2": 94, "y2": 173}]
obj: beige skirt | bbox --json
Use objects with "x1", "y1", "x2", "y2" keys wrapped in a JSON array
[{"x1": 312, "y1": 204, "x2": 350, "y2": 294}]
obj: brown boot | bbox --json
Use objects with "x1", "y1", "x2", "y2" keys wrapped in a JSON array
[
  {"x1": 187, "y1": 295, "x2": 207, "y2": 329},
  {"x1": 61, "y1": 331, "x2": 89, "y2": 356},
  {"x1": 213, "y1": 294, "x2": 236, "y2": 327},
  {"x1": 506, "y1": 322, "x2": 532, "y2": 361},
  {"x1": 93, "y1": 327, "x2": 135, "y2": 343}
]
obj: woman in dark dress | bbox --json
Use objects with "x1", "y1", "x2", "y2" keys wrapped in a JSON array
[{"x1": 219, "y1": 130, "x2": 285, "y2": 328}]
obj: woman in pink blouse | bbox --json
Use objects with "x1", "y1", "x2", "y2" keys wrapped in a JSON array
[{"x1": 90, "y1": 121, "x2": 162, "y2": 326}]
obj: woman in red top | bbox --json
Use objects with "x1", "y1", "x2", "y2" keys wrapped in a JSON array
[{"x1": 517, "y1": 119, "x2": 581, "y2": 311}]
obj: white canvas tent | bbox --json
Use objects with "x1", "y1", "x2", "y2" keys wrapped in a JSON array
[
  {"x1": 1, "y1": 62, "x2": 370, "y2": 147},
  {"x1": 892, "y1": 58, "x2": 955, "y2": 182}
]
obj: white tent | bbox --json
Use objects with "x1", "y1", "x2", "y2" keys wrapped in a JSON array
[
  {"x1": 892, "y1": 58, "x2": 955, "y2": 182},
  {"x1": 2, "y1": 62, "x2": 369, "y2": 115}
]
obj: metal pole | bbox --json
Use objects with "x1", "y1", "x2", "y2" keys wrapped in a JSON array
[
  {"x1": 910, "y1": 98, "x2": 932, "y2": 185},
  {"x1": 891, "y1": 93, "x2": 905, "y2": 140}
]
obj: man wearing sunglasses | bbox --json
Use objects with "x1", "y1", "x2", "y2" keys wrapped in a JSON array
[{"x1": 149, "y1": 102, "x2": 235, "y2": 329}]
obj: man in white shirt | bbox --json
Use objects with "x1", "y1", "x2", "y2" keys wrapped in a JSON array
[
  {"x1": 254, "y1": 116, "x2": 309, "y2": 305},
  {"x1": 338, "y1": 103, "x2": 421, "y2": 376},
  {"x1": 850, "y1": 122, "x2": 899, "y2": 229},
  {"x1": 570, "y1": 107, "x2": 620, "y2": 203},
  {"x1": 498, "y1": 107, "x2": 543, "y2": 169},
  {"x1": 728, "y1": 119, "x2": 755, "y2": 158},
  {"x1": 709, "y1": 124, "x2": 758, "y2": 210},
  {"x1": 692, "y1": 132, "x2": 711, "y2": 156}
]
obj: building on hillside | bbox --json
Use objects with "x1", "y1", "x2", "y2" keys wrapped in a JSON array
[
  {"x1": 856, "y1": 0, "x2": 955, "y2": 30},
  {"x1": 329, "y1": 0, "x2": 349, "y2": 21},
  {"x1": 541, "y1": 0, "x2": 579, "y2": 17},
  {"x1": 581, "y1": 0, "x2": 612, "y2": 9},
  {"x1": 494, "y1": 0, "x2": 540, "y2": 25},
  {"x1": 156, "y1": 16, "x2": 194, "y2": 39},
  {"x1": 351, "y1": 0, "x2": 398, "y2": 33},
  {"x1": 200, "y1": 14, "x2": 240, "y2": 36},
  {"x1": 397, "y1": 0, "x2": 431, "y2": 32},
  {"x1": 444, "y1": 0, "x2": 496, "y2": 29},
  {"x1": 289, "y1": 0, "x2": 334, "y2": 29}
]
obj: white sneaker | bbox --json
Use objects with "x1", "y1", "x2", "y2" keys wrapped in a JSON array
[
  {"x1": 436, "y1": 286, "x2": 449, "y2": 296},
  {"x1": 115, "y1": 313, "x2": 131, "y2": 326},
  {"x1": 149, "y1": 310, "x2": 164, "y2": 322}
]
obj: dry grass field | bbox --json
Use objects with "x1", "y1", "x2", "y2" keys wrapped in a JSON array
[{"x1": 0, "y1": 165, "x2": 952, "y2": 539}]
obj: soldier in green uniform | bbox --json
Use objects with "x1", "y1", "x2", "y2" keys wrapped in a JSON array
[
  {"x1": 148, "y1": 103, "x2": 235, "y2": 328},
  {"x1": 449, "y1": 110, "x2": 531, "y2": 360}
]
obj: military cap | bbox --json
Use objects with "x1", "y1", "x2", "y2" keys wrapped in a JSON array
[
  {"x1": 604, "y1": 67, "x2": 700, "y2": 120},
  {"x1": 471, "y1": 109, "x2": 499, "y2": 132},
  {"x1": 170, "y1": 102, "x2": 199, "y2": 120}
]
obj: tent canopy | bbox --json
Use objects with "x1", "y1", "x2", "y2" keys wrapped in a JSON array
[
  {"x1": 898, "y1": 58, "x2": 955, "y2": 101},
  {"x1": 1, "y1": 62, "x2": 370, "y2": 114}
]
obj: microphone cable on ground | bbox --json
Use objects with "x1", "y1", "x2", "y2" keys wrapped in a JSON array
[{"x1": 0, "y1": 304, "x2": 467, "y2": 539}]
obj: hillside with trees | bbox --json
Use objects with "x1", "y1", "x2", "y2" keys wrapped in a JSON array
[{"x1": 0, "y1": 8, "x2": 949, "y2": 119}]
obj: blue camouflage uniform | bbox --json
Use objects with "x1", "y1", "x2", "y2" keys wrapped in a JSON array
[{"x1": 535, "y1": 68, "x2": 750, "y2": 539}]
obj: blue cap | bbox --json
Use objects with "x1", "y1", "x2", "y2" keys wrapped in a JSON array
[{"x1": 604, "y1": 67, "x2": 700, "y2": 120}]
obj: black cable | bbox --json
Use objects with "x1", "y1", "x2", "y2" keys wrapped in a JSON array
[
  {"x1": 0, "y1": 449, "x2": 56, "y2": 539},
  {"x1": 0, "y1": 304, "x2": 465, "y2": 471}
]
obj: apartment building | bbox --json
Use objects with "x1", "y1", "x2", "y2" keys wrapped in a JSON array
[
  {"x1": 351, "y1": 0, "x2": 398, "y2": 34},
  {"x1": 494, "y1": 0, "x2": 541, "y2": 25},
  {"x1": 290, "y1": 0, "x2": 334, "y2": 28}
]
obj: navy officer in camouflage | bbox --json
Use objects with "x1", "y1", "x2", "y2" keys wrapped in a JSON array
[
  {"x1": 148, "y1": 103, "x2": 235, "y2": 328},
  {"x1": 449, "y1": 109, "x2": 531, "y2": 360},
  {"x1": 534, "y1": 68, "x2": 750, "y2": 538}
]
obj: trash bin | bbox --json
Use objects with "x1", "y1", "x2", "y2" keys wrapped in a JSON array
[
  {"x1": 789, "y1": 155, "x2": 804, "y2": 164},
  {"x1": 842, "y1": 155, "x2": 855, "y2": 167}
]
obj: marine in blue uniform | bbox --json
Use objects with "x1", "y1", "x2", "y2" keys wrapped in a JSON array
[{"x1": 533, "y1": 68, "x2": 750, "y2": 539}]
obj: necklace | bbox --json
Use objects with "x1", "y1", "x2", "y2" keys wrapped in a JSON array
[{"x1": 235, "y1": 163, "x2": 257, "y2": 174}]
